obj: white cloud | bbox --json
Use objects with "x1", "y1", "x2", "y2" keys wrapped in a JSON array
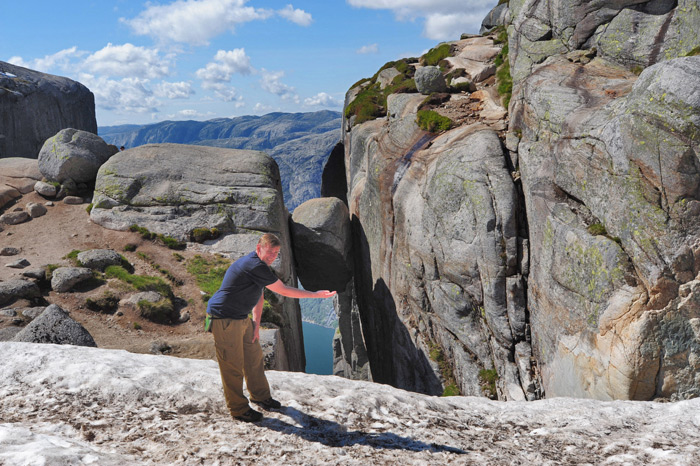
[
  {"x1": 260, "y1": 69, "x2": 296, "y2": 99},
  {"x1": 253, "y1": 102, "x2": 274, "y2": 113},
  {"x1": 304, "y1": 92, "x2": 342, "y2": 108},
  {"x1": 347, "y1": 0, "x2": 495, "y2": 39},
  {"x1": 277, "y1": 4, "x2": 313, "y2": 26},
  {"x1": 165, "y1": 109, "x2": 216, "y2": 119},
  {"x1": 196, "y1": 49, "x2": 253, "y2": 102},
  {"x1": 8, "y1": 47, "x2": 85, "y2": 73},
  {"x1": 124, "y1": 0, "x2": 311, "y2": 45},
  {"x1": 83, "y1": 43, "x2": 172, "y2": 79},
  {"x1": 356, "y1": 43, "x2": 379, "y2": 54},
  {"x1": 154, "y1": 81, "x2": 195, "y2": 99},
  {"x1": 79, "y1": 74, "x2": 160, "y2": 113}
]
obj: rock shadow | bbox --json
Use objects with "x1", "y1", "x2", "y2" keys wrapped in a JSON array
[{"x1": 261, "y1": 406, "x2": 466, "y2": 455}]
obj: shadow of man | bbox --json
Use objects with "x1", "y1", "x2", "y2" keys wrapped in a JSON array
[{"x1": 260, "y1": 406, "x2": 466, "y2": 455}]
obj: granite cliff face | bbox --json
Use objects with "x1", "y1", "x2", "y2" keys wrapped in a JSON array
[
  {"x1": 329, "y1": 0, "x2": 700, "y2": 400},
  {"x1": 0, "y1": 61, "x2": 97, "y2": 158}
]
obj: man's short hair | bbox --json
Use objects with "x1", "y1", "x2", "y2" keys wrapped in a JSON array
[{"x1": 258, "y1": 233, "x2": 281, "y2": 249}]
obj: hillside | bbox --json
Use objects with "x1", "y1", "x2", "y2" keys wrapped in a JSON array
[{"x1": 2, "y1": 342, "x2": 698, "y2": 465}]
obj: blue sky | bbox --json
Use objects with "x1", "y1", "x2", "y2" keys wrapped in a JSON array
[{"x1": 2, "y1": 0, "x2": 497, "y2": 127}]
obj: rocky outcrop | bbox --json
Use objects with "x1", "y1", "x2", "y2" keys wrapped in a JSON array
[
  {"x1": 290, "y1": 197, "x2": 352, "y2": 292},
  {"x1": 38, "y1": 128, "x2": 118, "y2": 183},
  {"x1": 0, "y1": 279, "x2": 41, "y2": 306},
  {"x1": 51, "y1": 267, "x2": 94, "y2": 293},
  {"x1": 11, "y1": 304, "x2": 96, "y2": 347},
  {"x1": 90, "y1": 143, "x2": 305, "y2": 371},
  {"x1": 0, "y1": 61, "x2": 97, "y2": 158},
  {"x1": 77, "y1": 249, "x2": 123, "y2": 271},
  {"x1": 0, "y1": 158, "x2": 42, "y2": 210}
]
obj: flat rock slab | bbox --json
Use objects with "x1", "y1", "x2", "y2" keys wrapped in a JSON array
[
  {"x1": 51, "y1": 267, "x2": 94, "y2": 293},
  {"x1": 0, "y1": 279, "x2": 40, "y2": 306},
  {"x1": 77, "y1": 249, "x2": 123, "y2": 271}
]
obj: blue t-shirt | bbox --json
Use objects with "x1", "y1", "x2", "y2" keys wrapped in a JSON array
[{"x1": 206, "y1": 252, "x2": 278, "y2": 319}]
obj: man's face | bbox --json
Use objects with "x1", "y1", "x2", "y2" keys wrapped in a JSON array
[{"x1": 257, "y1": 244, "x2": 280, "y2": 266}]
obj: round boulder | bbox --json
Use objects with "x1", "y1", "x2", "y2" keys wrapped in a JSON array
[
  {"x1": 0, "y1": 279, "x2": 41, "y2": 306},
  {"x1": 51, "y1": 267, "x2": 94, "y2": 292},
  {"x1": 415, "y1": 66, "x2": 447, "y2": 95},
  {"x1": 290, "y1": 197, "x2": 352, "y2": 292},
  {"x1": 77, "y1": 249, "x2": 123, "y2": 271},
  {"x1": 38, "y1": 128, "x2": 118, "y2": 184},
  {"x1": 11, "y1": 304, "x2": 96, "y2": 347}
]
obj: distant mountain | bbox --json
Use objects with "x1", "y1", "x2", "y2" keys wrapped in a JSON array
[{"x1": 99, "y1": 111, "x2": 342, "y2": 212}]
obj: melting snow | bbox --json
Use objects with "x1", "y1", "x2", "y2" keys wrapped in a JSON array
[{"x1": 1, "y1": 342, "x2": 699, "y2": 465}]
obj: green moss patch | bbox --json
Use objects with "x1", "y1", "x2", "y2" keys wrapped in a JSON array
[
  {"x1": 129, "y1": 224, "x2": 185, "y2": 250},
  {"x1": 186, "y1": 254, "x2": 231, "y2": 299},
  {"x1": 428, "y1": 342, "x2": 461, "y2": 397},
  {"x1": 137, "y1": 298, "x2": 176, "y2": 324},
  {"x1": 191, "y1": 227, "x2": 221, "y2": 243},
  {"x1": 417, "y1": 110, "x2": 453, "y2": 132},
  {"x1": 104, "y1": 265, "x2": 173, "y2": 298},
  {"x1": 479, "y1": 368, "x2": 499, "y2": 399},
  {"x1": 85, "y1": 291, "x2": 119, "y2": 314},
  {"x1": 422, "y1": 43, "x2": 452, "y2": 66}
]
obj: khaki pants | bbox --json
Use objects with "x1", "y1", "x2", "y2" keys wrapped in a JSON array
[{"x1": 212, "y1": 318, "x2": 271, "y2": 416}]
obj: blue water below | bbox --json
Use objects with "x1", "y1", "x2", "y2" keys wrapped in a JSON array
[{"x1": 302, "y1": 321, "x2": 335, "y2": 375}]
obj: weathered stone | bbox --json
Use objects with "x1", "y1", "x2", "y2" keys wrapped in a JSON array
[
  {"x1": 0, "y1": 308, "x2": 17, "y2": 316},
  {"x1": 38, "y1": 128, "x2": 117, "y2": 183},
  {"x1": 0, "y1": 211, "x2": 29, "y2": 225},
  {"x1": 0, "y1": 327, "x2": 22, "y2": 341},
  {"x1": 34, "y1": 181, "x2": 58, "y2": 197},
  {"x1": 0, "y1": 158, "x2": 43, "y2": 195},
  {"x1": 11, "y1": 304, "x2": 96, "y2": 347},
  {"x1": 6, "y1": 258, "x2": 30, "y2": 269},
  {"x1": 21, "y1": 307, "x2": 46, "y2": 320},
  {"x1": 414, "y1": 66, "x2": 447, "y2": 95},
  {"x1": 0, "y1": 247, "x2": 20, "y2": 256},
  {"x1": 121, "y1": 291, "x2": 163, "y2": 308},
  {"x1": 377, "y1": 67, "x2": 401, "y2": 89},
  {"x1": 0, "y1": 186, "x2": 20, "y2": 210},
  {"x1": 77, "y1": 249, "x2": 123, "y2": 271},
  {"x1": 26, "y1": 202, "x2": 47, "y2": 218},
  {"x1": 0, "y1": 61, "x2": 97, "y2": 158},
  {"x1": 63, "y1": 196, "x2": 83, "y2": 205},
  {"x1": 259, "y1": 327, "x2": 290, "y2": 371},
  {"x1": 178, "y1": 310, "x2": 190, "y2": 323},
  {"x1": 0, "y1": 279, "x2": 41, "y2": 306},
  {"x1": 480, "y1": 2, "x2": 509, "y2": 34},
  {"x1": 51, "y1": 267, "x2": 94, "y2": 293},
  {"x1": 21, "y1": 268, "x2": 46, "y2": 280},
  {"x1": 291, "y1": 197, "x2": 352, "y2": 292}
]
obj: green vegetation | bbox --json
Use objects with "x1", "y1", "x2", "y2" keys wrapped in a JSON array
[
  {"x1": 428, "y1": 342, "x2": 461, "y2": 397},
  {"x1": 85, "y1": 291, "x2": 119, "y2": 314},
  {"x1": 85, "y1": 203, "x2": 93, "y2": 214},
  {"x1": 64, "y1": 249, "x2": 82, "y2": 266},
  {"x1": 45, "y1": 264, "x2": 60, "y2": 280},
  {"x1": 104, "y1": 265, "x2": 173, "y2": 298},
  {"x1": 172, "y1": 252, "x2": 185, "y2": 262},
  {"x1": 686, "y1": 46, "x2": 700, "y2": 57},
  {"x1": 186, "y1": 254, "x2": 231, "y2": 299},
  {"x1": 491, "y1": 26, "x2": 512, "y2": 108},
  {"x1": 422, "y1": 43, "x2": 451, "y2": 66},
  {"x1": 137, "y1": 298, "x2": 175, "y2": 324},
  {"x1": 190, "y1": 227, "x2": 221, "y2": 243},
  {"x1": 417, "y1": 110, "x2": 453, "y2": 132},
  {"x1": 631, "y1": 65, "x2": 644, "y2": 75},
  {"x1": 587, "y1": 223, "x2": 607, "y2": 236},
  {"x1": 345, "y1": 58, "x2": 418, "y2": 126},
  {"x1": 137, "y1": 252, "x2": 182, "y2": 286},
  {"x1": 133, "y1": 322, "x2": 142, "y2": 330},
  {"x1": 124, "y1": 243, "x2": 137, "y2": 252},
  {"x1": 479, "y1": 368, "x2": 499, "y2": 399},
  {"x1": 129, "y1": 224, "x2": 185, "y2": 250}
]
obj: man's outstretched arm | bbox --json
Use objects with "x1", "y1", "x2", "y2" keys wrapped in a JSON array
[{"x1": 266, "y1": 280, "x2": 336, "y2": 299}]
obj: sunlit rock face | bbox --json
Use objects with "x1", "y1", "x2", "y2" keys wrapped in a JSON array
[{"x1": 0, "y1": 61, "x2": 97, "y2": 159}]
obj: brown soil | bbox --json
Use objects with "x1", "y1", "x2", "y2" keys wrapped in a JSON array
[{"x1": 0, "y1": 190, "x2": 216, "y2": 360}]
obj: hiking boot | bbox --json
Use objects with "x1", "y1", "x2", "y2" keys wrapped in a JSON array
[
  {"x1": 233, "y1": 408, "x2": 263, "y2": 423},
  {"x1": 253, "y1": 397, "x2": 282, "y2": 410}
]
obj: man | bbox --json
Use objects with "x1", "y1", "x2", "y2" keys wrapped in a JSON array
[{"x1": 207, "y1": 233, "x2": 336, "y2": 422}]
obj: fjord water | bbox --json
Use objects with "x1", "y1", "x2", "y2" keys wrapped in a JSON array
[{"x1": 302, "y1": 321, "x2": 336, "y2": 375}]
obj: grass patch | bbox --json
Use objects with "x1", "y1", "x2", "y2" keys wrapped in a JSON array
[
  {"x1": 137, "y1": 298, "x2": 176, "y2": 324},
  {"x1": 133, "y1": 322, "x2": 142, "y2": 330},
  {"x1": 631, "y1": 65, "x2": 644, "y2": 75},
  {"x1": 124, "y1": 243, "x2": 137, "y2": 252},
  {"x1": 64, "y1": 249, "x2": 82, "y2": 266},
  {"x1": 428, "y1": 342, "x2": 461, "y2": 397},
  {"x1": 85, "y1": 203, "x2": 93, "y2": 214},
  {"x1": 417, "y1": 110, "x2": 453, "y2": 132},
  {"x1": 422, "y1": 43, "x2": 452, "y2": 66},
  {"x1": 172, "y1": 252, "x2": 185, "y2": 262},
  {"x1": 190, "y1": 227, "x2": 221, "y2": 243},
  {"x1": 104, "y1": 265, "x2": 173, "y2": 298},
  {"x1": 137, "y1": 252, "x2": 182, "y2": 286},
  {"x1": 479, "y1": 368, "x2": 499, "y2": 399},
  {"x1": 186, "y1": 254, "x2": 231, "y2": 297},
  {"x1": 45, "y1": 264, "x2": 60, "y2": 280},
  {"x1": 496, "y1": 56, "x2": 512, "y2": 108},
  {"x1": 85, "y1": 290, "x2": 119, "y2": 314},
  {"x1": 129, "y1": 224, "x2": 185, "y2": 250}
]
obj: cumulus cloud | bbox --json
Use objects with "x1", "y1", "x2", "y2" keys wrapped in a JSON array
[
  {"x1": 79, "y1": 74, "x2": 160, "y2": 113},
  {"x1": 165, "y1": 109, "x2": 216, "y2": 119},
  {"x1": 154, "y1": 81, "x2": 195, "y2": 99},
  {"x1": 304, "y1": 92, "x2": 342, "y2": 108},
  {"x1": 253, "y1": 102, "x2": 274, "y2": 113},
  {"x1": 195, "y1": 49, "x2": 253, "y2": 101},
  {"x1": 83, "y1": 43, "x2": 172, "y2": 79},
  {"x1": 124, "y1": 0, "x2": 311, "y2": 45},
  {"x1": 347, "y1": 0, "x2": 494, "y2": 39},
  {"x1": 277, "y1": 4, "x2": 313, "y2": 26},
  {"x1": 260, "y1": 69, "x2": 297, "y2": 100},
  {"x1": 356, "y1": 43, "x2": 379, "y2": 54},
  {"x1": 8, "y1": 47, "x2": 85, "y2": 73}
]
